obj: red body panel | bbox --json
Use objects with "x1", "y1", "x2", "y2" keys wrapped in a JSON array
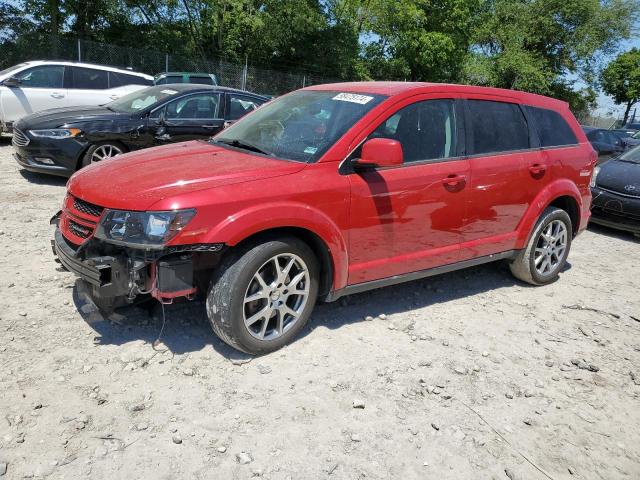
[{"x1": 63, "y1": 82, "x2": 595, "y2": 294}]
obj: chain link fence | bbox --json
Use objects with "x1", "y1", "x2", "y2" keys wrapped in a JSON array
[{"x1": 0, "y1": 33, "x2": 340, "y2": 95}]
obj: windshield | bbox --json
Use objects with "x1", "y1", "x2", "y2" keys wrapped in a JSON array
[
  {"x1": 106, "y1": 85, "x2": 181, "y2": 113},
  {"x1": 214, "y1": 90, "x2": 387, "y2": 162},
  {"x1": 632, "y1": 131, "x2": 640, "y2": 139},
  {"x1": 0, "y1": 63, "x2": 28, "y2": 78},
  {"x1": 618, "y1": 144, "x2": 640, "y2": 163}
]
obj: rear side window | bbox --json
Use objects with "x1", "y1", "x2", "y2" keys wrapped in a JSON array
[
  {"x1": 526, "y1": 106, "x2": 578, "y2": 147},
  {"x1": 109, "y1": 72, "x2": 152, "y2": 88},
  {"x1": 189, "y1": 76, "x2": 214, "y2": 85},
  {"x1": 71, "y1": 67, "x2": 108, "y2": 90},
  {"x1": 467, "y1": 100, "x2": 529, "y2": 154},
  {"x1": 156, "y1": 75, "x2": 182, "y2": 85},
  {"x1": 228, "y1": 94, "x2": 265, "y2": 120}
]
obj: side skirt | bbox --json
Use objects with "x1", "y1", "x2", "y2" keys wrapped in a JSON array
[{"x1": 322, "y1": 250, "x2": 518, "y2": 302}]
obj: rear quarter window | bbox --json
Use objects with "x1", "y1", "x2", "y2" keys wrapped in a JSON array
[
  {"x1": 467, "y1": 100, "x2": 530, "y2": 155},
  {"x1": 526, "y1": 106, "x2": 578, "y2": 147},
  {"x1": 109, "y1": 72, "x2": 152, "y2": 88}
]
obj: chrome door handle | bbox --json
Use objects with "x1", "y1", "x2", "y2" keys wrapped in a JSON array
[
  {"x1": 50, "y1": 93, "x2": 64, "y2": 99},
  {"x1": 109, "y1": 94, "x2": 119, "y2": 100}
]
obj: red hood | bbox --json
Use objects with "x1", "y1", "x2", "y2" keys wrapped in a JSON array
[{"x1": 67, "y1": 141, "x2": 306, "y2": 210}]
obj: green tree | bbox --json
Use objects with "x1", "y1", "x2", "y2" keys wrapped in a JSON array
[
  {"x1": 465, "y1": 0, "x2": 637, "y2": 112},
  {"x1": 601, "y1": 48, "x2": 640, "y2": 125}
]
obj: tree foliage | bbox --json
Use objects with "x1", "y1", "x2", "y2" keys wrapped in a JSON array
[
  {"x1": 3, "y1": 0, "x2": 638, "y2": 113},
  {"x1": 601, "y1": 48, "x2": 640, "y2": 124}
]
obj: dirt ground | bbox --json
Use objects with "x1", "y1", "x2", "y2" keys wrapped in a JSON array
[{"x1": 0, "y1": 135, "x2": 639, "y2": 480}]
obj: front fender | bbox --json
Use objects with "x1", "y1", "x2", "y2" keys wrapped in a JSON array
[
  {"x1": 515, "y1": 179, "x2": 583, "y2": 247},
  {"x1": 202, "y1": 201, "x2": 349, "y2": 291}
]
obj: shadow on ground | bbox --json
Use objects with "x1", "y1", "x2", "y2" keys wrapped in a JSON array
[
  {"x1": 587, "y1": 222, "x2": 640, "y2": 243},
  {"x1": 73, "y1": 260, "x2": 535, "y2": 360},
  {"x1": 19, "y1": 169, "x2": 68, "y2": 186}
]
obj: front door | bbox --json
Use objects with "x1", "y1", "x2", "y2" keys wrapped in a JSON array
[
  {"x1": 1, "y1": 65, "x2": 67, "y2": 123},
  {"x1": 347, "y1": 98, "x2": 469, "y2": 285},
  {"x1": 151, "y1": 93, "x2": 224, "y2": 144}
]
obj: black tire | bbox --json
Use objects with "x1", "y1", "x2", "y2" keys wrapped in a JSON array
[
  {"x1": 206, "y1": 237, "x2": 319, "y2": 355},
  {"x1": 509, "y1": 207, "x2": 572, "y2": 285},
  {"x1": 80, "y1": 141, "x2": 127, "y2": 169}
]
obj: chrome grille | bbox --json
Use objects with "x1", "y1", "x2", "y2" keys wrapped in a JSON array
[
  {"x1": 73, "y1": 197, "x2": 104, "y2": 217},
  {"x1": 12, "y1": 128, "x2": 29, "y2": 147}
]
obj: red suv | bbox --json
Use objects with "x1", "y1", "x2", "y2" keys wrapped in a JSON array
[{"x1": 52, "y1": 82, "x2": 596, "y2": 354}]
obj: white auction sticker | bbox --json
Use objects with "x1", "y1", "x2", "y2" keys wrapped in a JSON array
[
  {"x1": 332, "y1": 93, "x2": 374, "y2": 104},
  {"x1": 161, "y1": 89, "x2": 178, "y2": 95}
]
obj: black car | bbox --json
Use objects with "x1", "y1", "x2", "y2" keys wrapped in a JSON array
[
  {"x1": 12, "y1": 84, "x2": 268, "y2": 177},
  {"x1": 582, "y1": 126, "x2": 626, "y2": 163},
  {"x1": 590, "y1": 144, "x2": 640, "y2": 236}
]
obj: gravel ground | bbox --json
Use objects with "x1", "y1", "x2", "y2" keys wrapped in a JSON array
[{"x1": 0, "y1": 135, "x2": 639, "y2": 480}]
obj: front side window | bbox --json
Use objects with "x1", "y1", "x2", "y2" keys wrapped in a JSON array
[
  {"x1": 526, "y1": 106, "x2": 578, "y2": 147},
  {"x1": 228, "y1": 94, "x2": 264, "y2": 121},
  {"x1": 107, "y1": 85, "x2": 181, "y2": 114},
  {"x1": 468, "y1": 100, "x2": 529, "y2": 155},
  {"x1": 369, "y1": 99, "x2": 457, "y2": 163},
  {"x1": 215, "y1": 90, "x2": 386, "y2": 162},
  {"x1": 15, "y1": 65, "x2": 64, "y2": 88},
  {"x1": 164, "y1": 94, "x2": 220, "y2": 119},
  {"x1": 71, "y1": 67, "x2": 108, "y2": 90}
]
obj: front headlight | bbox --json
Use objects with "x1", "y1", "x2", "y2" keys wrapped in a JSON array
[
  {"x1": 29, "y1": 128, "x2": 82, "y2": 139},
  {"x1": 94, "y1": 209, "x2": 196, "y2": 248},
  {"x1": 590, "y1": 165, "x2": 601, "y2": 188}
]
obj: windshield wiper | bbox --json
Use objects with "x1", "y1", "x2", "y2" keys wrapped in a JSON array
[{"x1": 214, "y1": 139, "x2": 273, "y2": 156}]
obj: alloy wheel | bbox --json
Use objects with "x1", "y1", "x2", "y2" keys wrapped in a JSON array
[
  {"x1": 91, "y1": 144, "x2": 123, "y2": 163},
  {"x1": 534, "y1": 219, "x2": 568, "y2": 276},
  {"x1": 242, "y1": 253, "x2": 311, "y2": 341}
]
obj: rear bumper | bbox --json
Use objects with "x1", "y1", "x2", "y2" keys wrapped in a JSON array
[{"x1": 590, "y1": 186, "x2": 640, "y2": 234}]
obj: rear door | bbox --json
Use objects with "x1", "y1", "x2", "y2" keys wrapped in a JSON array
[
  {"x1": 347, "y1": 97, "x2": 469, "y2": 284},
  {"x1": 66, "y1": 66, "x2": 113, "y2": 106},
  {"x1": 150, "y1": 92, "x2": 224, "y2": 143},
  {"x1": 460, "y1": 98, "x2": 535, "y2": 258},
  {"x1": 1, "y1": 64, "x2": 67, "y2": 123}
]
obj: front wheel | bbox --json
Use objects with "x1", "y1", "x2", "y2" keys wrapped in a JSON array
[
  {"x1": 510, "y1": 207, "x2": 572, "y2": 285},
  {"x1": 81, "y1": 142, "x2": 125, "y2": 168},
  {"x1": 206, "y1": 237, "x2": 319, "y2": 355}
]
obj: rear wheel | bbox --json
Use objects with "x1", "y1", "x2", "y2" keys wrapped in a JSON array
[
  {"x1": 510, "y1": 207, "x2": 572, "y2": 285},
  {"x1": 81, "y1": 142, "x2": 125, "y2": 168},
  {"x1": 206, "y1": 237, "x2": 319, "y2": 354}
]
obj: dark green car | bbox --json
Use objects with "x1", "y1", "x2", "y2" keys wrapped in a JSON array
[{"x1": 154, "y1": 72, "x2": 218, "y2": 86}]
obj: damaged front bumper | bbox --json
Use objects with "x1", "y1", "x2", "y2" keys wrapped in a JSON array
[{"x1": 52, "y1": 215, "x2": 224, "y2": 304}]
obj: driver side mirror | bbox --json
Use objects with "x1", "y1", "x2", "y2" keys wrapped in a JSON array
[
  {"x1": 1, "y1": 77, "x2": 21, "y2": 88},
  {"x1": 354, "y1": 138, "x2": 403, "y2": 168}
]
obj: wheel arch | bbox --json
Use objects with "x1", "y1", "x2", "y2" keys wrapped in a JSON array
[
  {"x1": 76, "y1": 139, "x2": 129, "y2": 171},
  {"x1": 515, "y1": 179, "x2": 583, "y2": 247},
  {"x1": 229, "y1": 226, "x2": 335, "y2": 297}
]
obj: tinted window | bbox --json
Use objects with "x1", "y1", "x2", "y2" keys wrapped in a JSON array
[
  {"x1": 109, "y1": 72, "x2": 152, "y2": 88},
  {"x1": 165, "y1": 93, "x2": 220, "y2": 119},
  {"x1": 71, "y1": 67, "x2": 108, "y2": 89},
  {"x1": 526, "y1": 106, "x2": 578, "y2": 147},
  {"x1": 228, "y1": 94, "x2": 264, "y2": 120},
  {"x1": 15, "y1": 65, "x2": 64, "y2": 88},
  {"x1": 370, "y1": 99, "x2": 457, "y2": 163},
  {"x1": 467, "y1": 100, "x2": 529, "y2": 154},
  {"x1": 156, "y1": 75, "x2": 182, "y2": 85},
  {"x1": 189, "y1": 76, "x2": 214, "y2": 85}
]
